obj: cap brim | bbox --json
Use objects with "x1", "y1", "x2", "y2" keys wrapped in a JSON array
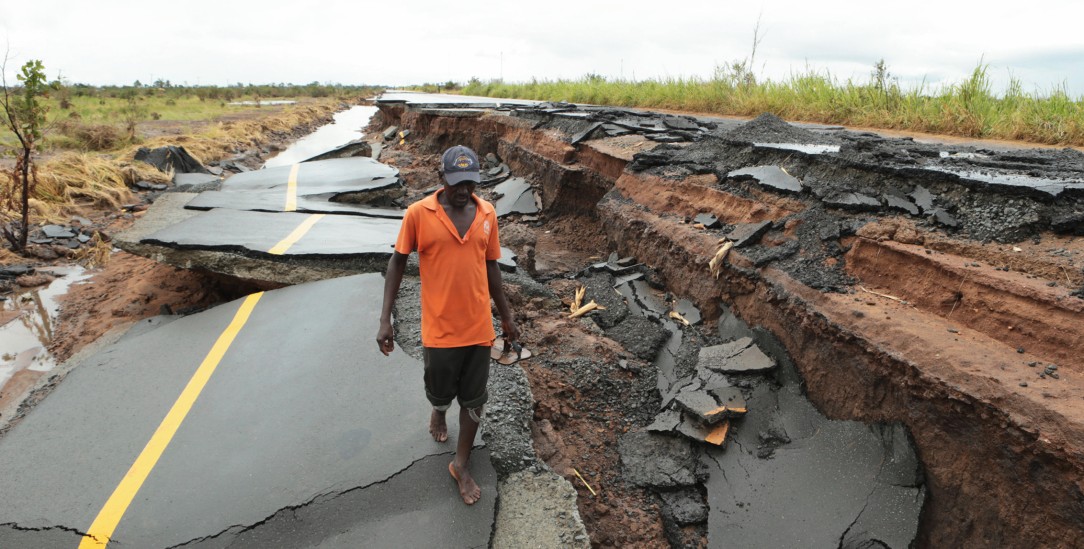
[{"x1": 444, "y1": 170, "x2": 480, "y2": 186}]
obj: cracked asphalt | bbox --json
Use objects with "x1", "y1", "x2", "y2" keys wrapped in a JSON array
[{"x1": 0, "y1": 274, "x2": 497, "y2": 548}]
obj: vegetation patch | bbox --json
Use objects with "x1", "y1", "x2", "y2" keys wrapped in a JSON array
[{"x1": 455, "y1": 64, "x2": 1084, "y2": 147}]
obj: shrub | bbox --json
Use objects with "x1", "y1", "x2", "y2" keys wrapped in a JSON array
[{"x1": 59, "y1": 122, "x2": 123, "y2": 151}]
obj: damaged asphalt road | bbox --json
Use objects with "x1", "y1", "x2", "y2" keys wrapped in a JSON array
[
  {"x1": 0, "y1": 275, "x2": 497, "y2": 548},
  {"x1": 12, "y1": 90, "x2": 1080, "y2": 546}
]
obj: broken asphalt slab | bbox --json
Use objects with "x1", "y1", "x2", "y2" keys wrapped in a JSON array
[
  {"x1": 727, "y1": 165, "x2": 803, "y2": 194},
  {"x1": 185, "y1": 190, "x2": 404, "y2": 218},
  {"x1": 697, "y1": 337, "x2": 776, "y2": 374},
  {"x1": 171, "y1": 172, "x2": 221, "y2": 192},
  {"x1": 494, "y1": 177, "x2": 540, "y2": 217},
  {"x1": 218, "y1": 156, "x2": 399, "y2": 196},
  {"x1": 0, "y1": 274, "x2": 496, "y2": 548},
  {"x1": 118, "y1": 156, "x2": 414, "y2": 285},
  {"x1": 140, "y1": 209, "x2": 401, "y2": 259},
  {"x1": 705, "y1": 380, "x2": 925, "y2": 548}
]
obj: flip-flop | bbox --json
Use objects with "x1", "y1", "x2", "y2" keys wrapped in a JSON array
[
  {"x1": 497, "y1": 340, "x2": 533, "y2": 365},
  {"x1": 490, "y1": 337, "x2": 505, "y2": 361}
]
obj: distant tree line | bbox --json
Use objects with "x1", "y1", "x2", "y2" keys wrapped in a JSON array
[{"x1": 63, "y1": 81, "x2": 386, "y2": 102}]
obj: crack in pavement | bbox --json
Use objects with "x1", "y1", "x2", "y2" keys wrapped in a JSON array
[
  {"x1": 836, "y1": 482, "x2": 878, "y2": 549},
  {"x1": 728, "y1": 437, "x2": 754, "y2": 479},
  {"x1": 165, "y1": 450, "x2": 457, "y2": 548},
  {"x1": 0, "y1": 522, "x2": 106, "y2": 544}
]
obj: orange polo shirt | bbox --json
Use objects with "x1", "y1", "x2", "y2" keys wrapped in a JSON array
[{"x1": 394, "y1": 190, "x2": 501, "y2": 348}]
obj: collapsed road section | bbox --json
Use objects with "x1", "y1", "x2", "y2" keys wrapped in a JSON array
[
  {"x1": 98, "y1": 91, "x2": 1083, "y2": 546},
  {"x1": 364, "y1": 92, "x2": 1083, "y2": 547}
]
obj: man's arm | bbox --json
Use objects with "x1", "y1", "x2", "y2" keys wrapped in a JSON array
[
  {"x1": 486, "y1": 260, "x2": 519, "y2": 342},
  {"x1": 377, "y1": 251, "x2": 409, "y2": 355}
]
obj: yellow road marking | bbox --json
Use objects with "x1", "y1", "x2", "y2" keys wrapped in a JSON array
[
  {"x1": 80, "y1": 209, "x2": 326, "y2": 546},
  {"x1": 267, "y1": 214, "x2": 325, "y2": 255},
  {"x1": 285, "y1": 163, "x2": 300, "y2": 212},
  {"x1": 79, "y1": 292, "x2": 264, "y2": 548}
]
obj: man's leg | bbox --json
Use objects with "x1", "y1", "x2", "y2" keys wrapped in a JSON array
[
  {"x1": 429, "y1": 405, "x2": 450, "y2": 443},
  {"x1": 422, "y1": 347, "x2": 459, "y2": 443},
  {"x1": 449, "y1": 345, "x2": 490, "y2": 505},
  {"x1": 451, "y1": 405, "x2": 483, "y2": 505}
]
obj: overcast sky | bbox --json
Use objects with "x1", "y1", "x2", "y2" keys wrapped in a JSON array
[{"x1": 2, "y1": 0, "x2": 1082, "y2": 97}]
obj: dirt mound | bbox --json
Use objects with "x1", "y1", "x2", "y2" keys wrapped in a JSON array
[{"x1": 723, "y1": 112, "x2": 839, "y2": 144}]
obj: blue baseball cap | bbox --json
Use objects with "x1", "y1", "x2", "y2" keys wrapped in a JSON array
[{"x1": 440, "y1": 145, "x2": 481, "y2": 186}]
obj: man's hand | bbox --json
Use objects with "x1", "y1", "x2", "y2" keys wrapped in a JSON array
[
  {"x1": 501, "y1": 317, "x2": 520, "y2": 344},
  {"x1": 377, "y1": 320, "x2": 395, "y2": 356}
]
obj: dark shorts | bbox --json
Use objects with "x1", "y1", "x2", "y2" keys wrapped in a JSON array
[{"x1": 423, "y1": 345, "x2": 490, "y2": 409}]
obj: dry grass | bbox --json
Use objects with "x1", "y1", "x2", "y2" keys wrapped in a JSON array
[
  {"x1": 71, "y1": 232, "x2": 112, "y2": 267},
  {"x1": 132, "y1": 100, "x2": 340, "y2": 163},
  {"x1": 54, "y1": 120, "x2": 125, "y2": 151},
  {"x1": 35, "y1": 152, "x2": 136, "y2": 211},
  {"x1": 0, "y1": 246, "x2": 21, "y2": 264}
]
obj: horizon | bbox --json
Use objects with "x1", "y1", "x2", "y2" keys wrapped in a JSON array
[{"x1": 2, "y1": 0, "x2": 1082, "y2": 98}]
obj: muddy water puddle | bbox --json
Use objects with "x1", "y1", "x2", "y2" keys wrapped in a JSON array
[
  {"x1": 0, "y1": 266, "x2": 90, "y2": 396},
  {"x1": 263, "y1": 105, "x2": 377, "y2": 168}
]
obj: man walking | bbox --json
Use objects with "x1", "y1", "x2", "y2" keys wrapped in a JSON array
[{"x1": 376, "y1": 145, "x2": 518, "y2": 505}]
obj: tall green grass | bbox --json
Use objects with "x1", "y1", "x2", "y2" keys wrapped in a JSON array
[{"x1": 457, "y1": 65, "x2": 1084, "y2": 146}]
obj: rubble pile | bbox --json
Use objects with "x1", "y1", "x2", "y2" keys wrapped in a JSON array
[{"x1": 569, "y1": 260, "x2": 927, "y2": 546}]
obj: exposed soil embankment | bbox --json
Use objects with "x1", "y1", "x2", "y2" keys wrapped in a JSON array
[{"x1": 374, "y1": 101, "x2": 1084, "y2": 547}]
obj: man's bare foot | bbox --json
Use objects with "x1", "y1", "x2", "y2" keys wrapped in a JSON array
[
  {"x1": 429, "y1": 409, "x2": 448, "y2": 442},
  {"x1": 448, "y1": 461, "x2": 481, "y2": 505}
]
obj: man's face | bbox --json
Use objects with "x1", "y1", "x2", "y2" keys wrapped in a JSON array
[{"x1": 444, "y1": 181, "x2": 475, "y2": 208}]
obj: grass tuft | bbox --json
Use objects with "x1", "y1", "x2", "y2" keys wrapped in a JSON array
[{"x1": 72, "y1": 231, "x2": 112, "y2": 267}]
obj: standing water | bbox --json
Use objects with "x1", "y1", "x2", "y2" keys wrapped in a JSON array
[
  {"x1": 0, "y1": 266, "x2": 91, "y2": 406},
  {"x1": 262, "y1": 105, "x2": 377, "y2": 168}
]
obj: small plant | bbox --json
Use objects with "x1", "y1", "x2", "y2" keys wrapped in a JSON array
[
  {"x1": 117, "y1": 89, "x2": 148, "y2": 139},
  {"x1": 0, "y1": 57, "x2": 59, "y2": 251},
  {"x1": 871, "y1": 59, "x2": 891, "y2": 94}
]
